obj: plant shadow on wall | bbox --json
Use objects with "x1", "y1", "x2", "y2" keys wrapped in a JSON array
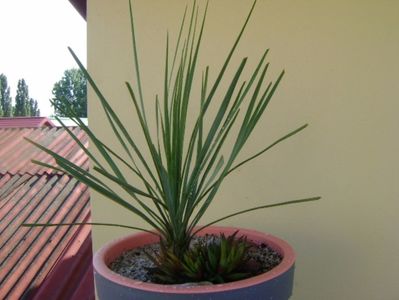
[{"x1": 23, "y1": 0, "x2": 320, "y2": 295}]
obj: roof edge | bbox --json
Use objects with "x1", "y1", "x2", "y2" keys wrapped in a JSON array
[{"x1": 69, "y1": 0, "x2": 87, "y2": 20}]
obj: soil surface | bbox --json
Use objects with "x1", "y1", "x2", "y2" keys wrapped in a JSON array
[{"x1": 109, "y1": 234, "x2": 282, "y2": 284}]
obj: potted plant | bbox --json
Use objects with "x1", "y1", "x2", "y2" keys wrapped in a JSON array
[{"x1": 25, "y1": 0, "x2": 320, "y2": 299}]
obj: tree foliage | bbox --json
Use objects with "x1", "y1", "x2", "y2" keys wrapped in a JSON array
[
  {"x1": 0, "y1": 93, "x2": 3, "y2": 116},
  {"x1": 51, "y1": 68, "x2": 87, "y2": 117},
  {"x1": 13, "y1": 79, "x2": 40, "y2": 117},
  {"x1": 14, "y1": 79, "x2": 29, "y2": 116},
  {"x1": 0, "y1": 74, "x2": 13, "y2": 117},
  {"x1": 29, "y1": 98, "x2": 40, "y2": 116}
]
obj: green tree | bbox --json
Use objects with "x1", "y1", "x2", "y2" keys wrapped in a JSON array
[
  {"x1": 14, "y1": 79, "x2": 30, "y2": 116},
  {"x1": 0, "y1": 74, "x2": 13, "y2": 117},
  {"x1": 29, "y1": 98, "x2": 40, "y2": 116},
  {"x1": 51, "y1": 68, "x2": 87, "y2": 117},
  {"x1": 0, "y1": 93, "x2": 3, "y2": 116}
]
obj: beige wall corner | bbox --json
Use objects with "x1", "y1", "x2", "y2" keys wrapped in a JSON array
[{"x1": 87, "y1": 0, "x2": 399, "y2": 299}]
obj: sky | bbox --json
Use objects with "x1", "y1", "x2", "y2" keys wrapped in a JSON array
[{"x1": 0, "y1": 0, "x2": 86, "y2": 116}]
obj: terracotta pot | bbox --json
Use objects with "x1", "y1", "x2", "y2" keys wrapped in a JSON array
[{"x1": 94, "y1": 226, "x2": 295, "y2": 300}]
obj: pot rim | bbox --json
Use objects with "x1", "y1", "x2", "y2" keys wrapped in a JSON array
[{"x1": 93, "y1": 226, "x2": 295, "y2": 294}]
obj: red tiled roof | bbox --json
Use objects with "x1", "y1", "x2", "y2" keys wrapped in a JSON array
[
  {"x1": 0, "y1": 127, "x2": 89, "y2": 175},
  {"x1": 0, "y1": 117, "x2": 55, "y2": 128},
  {"x1": 0, "y1": 127, "x2": 94, "y2": 299}
]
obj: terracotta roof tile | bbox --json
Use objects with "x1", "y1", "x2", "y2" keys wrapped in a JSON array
[
  {"x1": 0, "y1": 127, "x2": 89, "y2": 175},
  {"x1": 0, "y1": 127, "x2": 94, "y2": 299}
]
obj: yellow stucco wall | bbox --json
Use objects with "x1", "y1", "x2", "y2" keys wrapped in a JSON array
[{"x1": 87, "y1": 0, "x2": 399, "y2": 299}]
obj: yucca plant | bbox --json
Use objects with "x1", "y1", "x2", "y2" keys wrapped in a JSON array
[{"x1": 24, "y1": 0, "x2": 319, "y2": 274}]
